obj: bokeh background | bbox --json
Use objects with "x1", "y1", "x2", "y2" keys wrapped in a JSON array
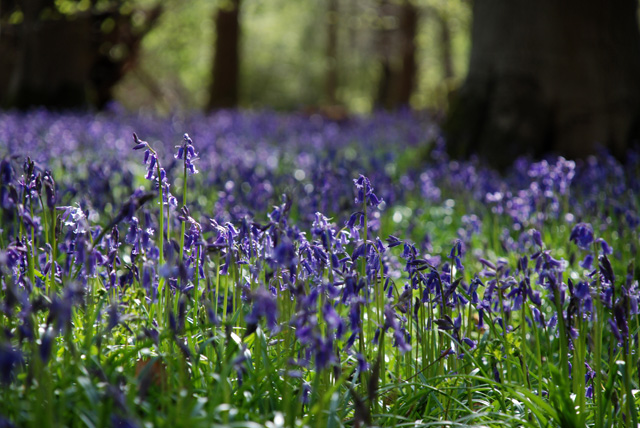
[
  {"x1": 2, "y1": 0, "x2": 640, "y2": 168},
  {"x1": 0, "y1": 0, "x2": 470, "y2": 114}
]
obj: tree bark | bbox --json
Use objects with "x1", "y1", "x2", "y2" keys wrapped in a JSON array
[
  {"x1": 445, "y1": 0, "x2": 640, "y2": 169},
  {"x1": 208, "y1": 0, "x2": 241, "y2": 111}
]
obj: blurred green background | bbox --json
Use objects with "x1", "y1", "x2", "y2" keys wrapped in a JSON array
[
  {"x1": 1, "y1": 0, "x2": 471, "y2": 115},
  {"x1": 4, "y1": 0, "x2": 640, "y2": 165},
  {"x1": 112, "y1": 0, "x2": 470, "y2": 114}
]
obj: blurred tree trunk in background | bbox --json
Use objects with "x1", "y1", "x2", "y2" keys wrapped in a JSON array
[
  {"x1": 208, "y1": 0, "x2": 241, "y2": 110},
  {"x1": 396, "y1": 0, "x2": 418, "y2": 107},
  {"x1": 436, "y1": 10, "x2": 454, "y2": 82},
  {"x1": 374, "y1": 0, "x2": 395, "y2": 110},
  {"x1": 0, "y1": 1, "x2": 161, "y2": 109},
  {"x1": 325, "y1": 0, "x2": 339, "y2": 105},
  {"x1": 374, "y1": 0, "x2": 418, "y2": 110},
  {"x1": 445, "y1": 0, "x2": 640, "y2": 169},
  {"x1": 435, "y1": 7, "x2": 454, "y2": 109}
]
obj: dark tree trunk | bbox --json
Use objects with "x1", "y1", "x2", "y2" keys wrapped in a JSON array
[
  {"x1": 6, "y1": 0, "x2": 92, "y2": 108},
  {"x1": 436, "y1": 11, "x2": 454, "y2": 81},
  {"x1": 396, "y1": 0, "x2": 418, "y2": 107},
  {"x1": 0, "y1": 2, "x2": 161, "y2": 109},
  {"x1": 375, "y1": 0, "x2": 418, "y2": 110},
  {"x1": 444, "y1": 0, "x2": 640, "y2": 169},
  {"x1": 374, "y1": 0, "x2": 395, "y2": 109},
  {"x1": 325, "y1": 0, "x2": 339, "y2": 105},
  {"x1": 375, "y1": 60, "x2": 393, "y2": 110},
  {"x1": 208, "y1": 0, "x2": 241, "y2": 111}
]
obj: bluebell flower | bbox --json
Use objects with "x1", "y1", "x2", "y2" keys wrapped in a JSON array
[
  {"x1": 625, "y1": 210, "x2": 639, "y2": 229},
  {"x1": 531, "y1": 306, "x2": 544, "y2": 327},
  {"x1": 107, "y1": 303, "x2": 120, "y2": 331},
  {"x1": 547, "y1": 314, "x2": 557, "y2": 330},
  {"x1": 599, "y1": 255, "x2": 615, "y2": 284},
  {"x1": 346, "y1": 212, "x2": 364, "y2": 230},
  {"x1": 355, "y1": 352, "x2": 369, "y2": 372},
  {"x1": 174, "y1": 133, "x2": 199, "y2": 175},
  {"x1": 168, "y1": 312, "x2": 177, "y2": 334},
  {"x1": 353, "y1": 175, "x2": 382, "y2": 208},
  {"x1": 301, "y1": 381, "x2": 311, "y2": 405},
  {"x1": 585, "y1": 384, "x2": 594, "y2": 399},
  {"x1": 0, "y1": 343, "x2": 23, "y2": 384},
  {"x1": 457, "y1": 338, "x2": 475, "y2": 353},
  {"x1": 246, "y1": 287, "x2": 278, "y2": 331},
  {"x1": 345, "y1": 332, "x2": 357, "y2": 350},
  {"x1": 42, "y1": 171, "x2": 56, "y2": 209},
  {"x1": 314, "y1": 337, "x2": 336, "y2": 370},
  {"x1": 579, "y1": 254, "x2": 594, "y2": 270},
  {"x1": 348, "y1": 298, "x2": 362, "y2": 331},
  {"x1": 322, "y1": 303, "x2": 344, "y2": 338},
  {"x1": 531, "y1": 229, "x2": 543, "y2": 248},
  {"x1": 383, "y1": 304, "x2": 411, "y2": 353},
  {"x1": 569, "y1": 223, "x2": 594, "y2": 250},
  {"x1": 132, "y1": 133, "x2": 149, "y2": 150},
  {"x1": 386, "y1": 235, "x2": 402, "y2": 248},
  {"x1": 39, "y1": 329, "x2": 55, "y2": 363},
  {"x1": 609, "y1": 318, "x2": 622, "y2": 344},
  {"x1": 492, "y1": 362, "x2": 501, "y2": 383},
  {"x1": 596, "y1": 238, "x2": 613, "y2": 255},
  {"x1": 479, "y1": 258, "x2": 496, "y2": 271}
]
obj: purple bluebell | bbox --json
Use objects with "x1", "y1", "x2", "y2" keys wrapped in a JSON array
[
  {"x1": 569, "y1": 223, "x2": 594, "y2": 250},
  {"x1": 596, "y1": 238, "x2": 613, "y2": 255},
  {"x1": 579, "y1": 254, "x2": 594, "y2": 270},
  {"x1": 174, "y1": 133, "x2": 199, "y2": 175},
  {"x1": 106, "y1": 303, "x2": 120, "y2": 331},
  {"x1": 246, "y1": 287, "x2": 278, "y2": 331},
  {"x1": 39, "y1": 329, "x2": 55, "y2": 363},
  {"x1": 463, "y1": 337, "x2": 476, "y2": 349},
  {"x1": 609, "y1": 318, "x2": 622, "y2": 344},
  {"x1": 599, "y1": 255, "x2": 615, "y2": 284},
  {"x1": 42, "y1": 171, "x2": 56, "y2": 209},
  {"x1": 353, "y1": 175, "x2": 382, "y2": 208},
  {"x1": 531, "y1": 229, "x2": 543, "y2": 248},
  {"x1": 0, "y1": 343, "x2": 23, "y2": 384}
]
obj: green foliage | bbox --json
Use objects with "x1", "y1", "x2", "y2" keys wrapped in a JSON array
[{"x1": 113, "y1": 0, "x2": 471, "y2": 113}]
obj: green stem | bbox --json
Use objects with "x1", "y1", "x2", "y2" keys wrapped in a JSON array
[
  {"x1": 180, "y1": 158, "x2": 187, "y2": 262},
  {"x1": 624, "y1": 343, "x2": 639, "y2": 427},
  {"x1": 593, "y1": 245, "x2": 604, "y2": 428}
]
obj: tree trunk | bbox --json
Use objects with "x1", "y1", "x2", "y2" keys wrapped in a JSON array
[
  {"x1": 445, "y1": 0, "x2": 640, "y2": 169},
  {"x1": 0, "y1": 2, "x2": 161, "y2": 109},
  {"x1": 375, "y1": 0, "x2": 418, "y2": 110},
  {"x1": 396, "y1": 0, "x2": 418, "y2": 107},
  {"x1": 374, "y1": 0, "x2": 395, "y2": 109},
  {"x1": 5, "y1": 0, "x2": 92, "y2": 109},
  {"x1": 436, "y1": 10, "x2": 454, "y2": 81},
  {"x1": 325, "y1": 0, "x2": 339, "y2": 105},
  {"x1": 208, "y1": 0, "x2": 241, "y2": 111}
]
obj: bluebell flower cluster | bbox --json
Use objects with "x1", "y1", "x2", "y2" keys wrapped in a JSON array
[{"x1": 0, "y1": 109, "x2": 639, "y2": 426}]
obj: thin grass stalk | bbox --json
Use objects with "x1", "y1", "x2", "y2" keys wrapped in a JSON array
[
  {"x1": 180, "y1": 158, "x2": 187, "y2": 262},
  {"x1": 593, "y1": 245, "x2": 605, "y2": 428}
]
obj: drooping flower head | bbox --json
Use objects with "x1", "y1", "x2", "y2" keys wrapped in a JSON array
[
  {"x1": 175, "y1": 133, "x2": 199, "y2": 175},
  {"x1": 569, "y1": 223, "x2": 594, "y2": 250},
  {"x1": 353, "y1": 175, "x2": 382, "y2": 208}
]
